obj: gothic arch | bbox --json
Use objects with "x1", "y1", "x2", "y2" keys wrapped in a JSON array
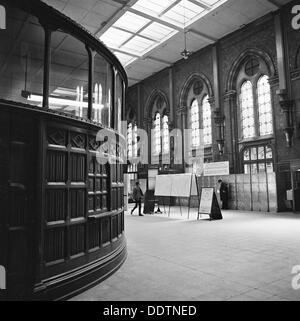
[
  {"x1": 144, "y1": 89, "x2": 170, "y2": 120},
  {"x1": 226, "y1": 48, "x2": 276, "y2": 92},
  {"x1": 179, "y1": 72, "x2": 213, "y2": 111}
]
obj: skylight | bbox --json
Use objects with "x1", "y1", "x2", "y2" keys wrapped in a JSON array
[
  {"x1": 99, "y1": 0, "x2": 229, "y2": 67},
  {"x1": 140, "y1": 22, "x2": 176, "y2": 42},
  {"x1": 132, "y1": 0, "x2": 175, "y2": 17},
  {"x1": 113, "y1": 11, "x2": 150, "y2": 33}
]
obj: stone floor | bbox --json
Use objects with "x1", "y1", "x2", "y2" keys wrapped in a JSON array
[{"x1": 71, "y1": 206, "x2": 300, "y2": 301}]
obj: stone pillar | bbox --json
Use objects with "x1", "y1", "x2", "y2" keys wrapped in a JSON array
[{"x1": 224, "y1": 90, "x2": 238, "y2": 174}]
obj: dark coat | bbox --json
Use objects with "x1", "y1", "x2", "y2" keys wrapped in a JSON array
[
  {"x1": 132, "y1": 186, "x2": 143, "y2": 201},
  {"x1": 219, "y1": 182, "x2": 228, "y2": 201}
]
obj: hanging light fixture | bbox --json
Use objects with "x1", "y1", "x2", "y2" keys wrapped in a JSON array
[{"x1": 181, "y1": 0, "x2": 192, "y2": 60}]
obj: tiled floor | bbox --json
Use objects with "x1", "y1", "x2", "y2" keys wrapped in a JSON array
[{"x1": 71, "y1": 207, "x2": 300, "y2": 301}]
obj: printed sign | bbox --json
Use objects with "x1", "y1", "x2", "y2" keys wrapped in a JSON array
[
  {"x1": 203, "y1": 161, "x2": 230, "y2": 177},
  {"x1": 199, "y1": 188, "x2": 214, "y2": 214}
]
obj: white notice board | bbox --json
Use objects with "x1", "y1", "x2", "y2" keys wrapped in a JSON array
[
  {"x1": 199, "y1": 188, "x2": 214, "y2": 214},
  {"x1": 155, "y1": 174, "x2": 198, "y2": 197},
  {"x1": 154, "y1": 175, "x2": 172, "y2": 197},
  {"x1": 171, "y1": 174, "x2": 192, "y2": 197}
]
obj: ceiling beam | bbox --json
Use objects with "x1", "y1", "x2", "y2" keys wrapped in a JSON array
[
  {"x1": 95, "y1": 0, "x2": 139, "y2": 37},
  {"x1": 110, "y1": 47, "x2": 140, "y2": 58},
  {"x1": 145, "y1": 57, "x2": 172, "y2": 66},
  {"x1": 159, "y1": 0, "x2": 181, "y2": 17},
  {"x1": 187, "y1": 28, "x2": 217, "y2": 42},
  {"x1": 187, "y1": 0, "x2": 212, "y2": 11},
  {"x1": 128, "y1": 7, "x2": 182, "y2": 31}
]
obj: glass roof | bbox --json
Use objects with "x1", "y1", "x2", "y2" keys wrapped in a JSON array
[{"x1": 100, "y1": 0, "x2": 228, "y2": 67}]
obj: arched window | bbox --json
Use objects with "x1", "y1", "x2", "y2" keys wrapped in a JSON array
[
  {"x1": 127, "y1": 123, "x2": 133, "y2": 158},
  {"x1": 257, "y1": 75, "x2": 273, "y2": 136},
  {"x1": 162, "y1": 115, "x2": 169, "y2": 154},
  {"x1": 240, "y1": 81, "x2": 255, "y2": 139},
  {"x1": 153, "y1": 112, "x2": 161, "y2": 155},
  {"x1": 202, "y1": 95, "x2": 212, "y2": 146},
  {"x1": 191, "y1": 99, "x2": 200, "y2": 147}
]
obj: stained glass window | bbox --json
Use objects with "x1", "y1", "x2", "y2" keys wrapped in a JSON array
[
  {"x1": 240, "y1": 81, "x2": 255, "y2": 139},
  {"x1": 257, "y1": 75, "x2": 273, "y2": 136},
  {"x1": 191, "y1": 99, "x2": 200, "y2": 147},
  {"x1": 154, "y1": 112, "x2": 161, "y2": 155},
  {"x1": 162, "y1": 115, "x2": 169, "y2": 154},
  {"x1": 202, "y1": 95, "x2": 212, "y2": 145}
]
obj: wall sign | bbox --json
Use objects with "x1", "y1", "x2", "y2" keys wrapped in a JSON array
[{"x1": 203, "y1": 161, "x2": 230, "y2": 177}]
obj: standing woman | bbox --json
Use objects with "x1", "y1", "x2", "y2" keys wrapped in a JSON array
[{"x1": 131, "y1": 181, "x2": 144, "y2": 216}]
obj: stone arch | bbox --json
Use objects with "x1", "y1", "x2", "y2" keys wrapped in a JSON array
[
  {"x1": 144, "y1": 89, "x2": 170, "y2": 120},
  {"x1": 226, "y1": 48, "x2": 276, "y2": 92}
]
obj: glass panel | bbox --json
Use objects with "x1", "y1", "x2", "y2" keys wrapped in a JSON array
[
  {"x1": 266, "y1": 162, "x2": 273, "y2": 173},
  {"x1": 243, "y1": 149, "x2": 250, "y2": 161},
  {"x1": 251, "y1": 147, "x2": 257, "y2": 160},
  {"x1": 49, "y1": 31, "x2": 88, "y2": 118},
  {"x1": 115, "y1": 73, "x2": 123, "y2": 131},
  {"x1": 257, "y1": 75, "x2": 273, "y2": 136},
  {"x1": 258, "y1": 163, "x2": 266, "y2": 173},
  {"x1": 139, "y1": 22, "x2": 176, "y2": 42},
  {"x1": 266, "y1": 146, "x2": 273, "y2": 159},
  {"x1": 0, "y1": 7, "x2": 44, "y2": 105},
  {"x1": 258, "y1": 146, "x2": 265, "y2": 160},
  {"x1": 93, "y1": 53, "x2": 112, "y2": 126},
  {"x1": 162, "y1": 1, "x2": 205, "y2": 27},
  {"x1": 113, "y1": 51, "x2": 136, "y2": 66},
  {"x1": 202, "y1": 95, "x2": 212, "y2": 145},
  {"x1": 122, "y1": 36, "x2": 156, "y2": 55},
  {"x1": 191, "y1": 99, "x2": 200, "y2": 147},
  {"x1": 244, "y1": 164, "x2": 251, "y2": 174},
  {"x1": 251, "y1": 163, "x2": 258, "y2": 174},
  {"x1": 132, "y1": 0, "x2": 174, "y2": 17},
  {"x1": 100, "y1": 27, "x2": 132, "y2": 49},
  {"x1": 240, "y1": 81, "x2": 255, "y2": 139},
  {"x1": 162, "y1": 115, "x2": 169, "y2": 154},
  {"x1": 113, "y1": 12, "x2": 150, "y2": 33},
  {"x1": 153, "y1": 112, "x2": 161, "y2": 155}
]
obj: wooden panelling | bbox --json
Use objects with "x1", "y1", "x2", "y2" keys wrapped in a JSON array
[
  {"x1": 46, "y1": 151, "x2": 67, "y2": 183},
  {"x1": 45, "y1": 228, "x2": 65, "y2": 264},
  {"x1": 46, "y1": 189, "x2": 66, "y2": 222}
]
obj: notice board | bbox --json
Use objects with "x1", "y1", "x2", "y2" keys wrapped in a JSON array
[{"x1": 198, "y1": 188, "x2": 223, "y2": 220}]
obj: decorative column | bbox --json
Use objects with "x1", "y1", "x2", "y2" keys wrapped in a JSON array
[
  {"x1": 177, "y1": 106, "x2": 187, "y2": 172},
  {"x1": 277, "y1": 89, "x2": 294, "y2": 147},
  {"x1": 275, "y1": 12, "x2": 294, "y2": 146},
  {"x1": 224, "y1": 90, "x2": 238, "y2": 173}
]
